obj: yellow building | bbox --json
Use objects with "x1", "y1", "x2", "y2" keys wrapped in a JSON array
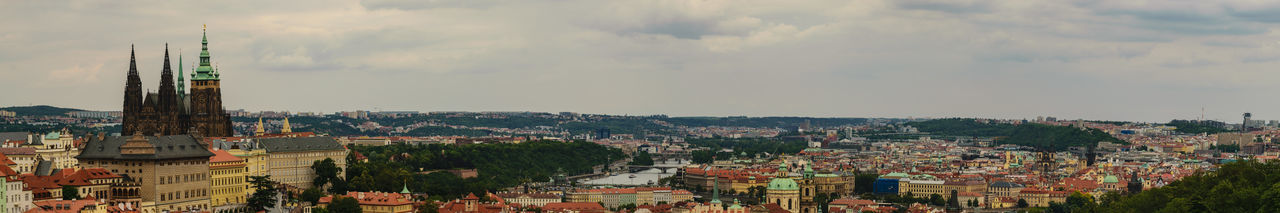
[
  {"x1": 256, "y1": 137, "x2": 347, "y2": 189},
  {"x1": 318, "y1": 192, "x2": 414, "y2": 213},
  {"x1": 209, "y1": 149, "x2": 248, "y2": 212}
]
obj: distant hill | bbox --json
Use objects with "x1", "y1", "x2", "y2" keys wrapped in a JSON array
[
  {"x1": 0, "y1": 105, "x2": 86, "y2": 117},
  {"x1": 908, "y1": 118, "x2": 1126, "y2": 150}
]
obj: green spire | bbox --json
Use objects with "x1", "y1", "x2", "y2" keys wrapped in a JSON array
[
  {"x1": 401, "y1": 183, "x2": 411, "y2": 194},
  {"x1": 193, "y1": 25, "x2": 218, "y2": 81},
  {"x1": 711, "y1": 172, "x2": 721, "y2": 204}
]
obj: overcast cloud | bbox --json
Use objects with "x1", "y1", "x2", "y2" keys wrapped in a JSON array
[{"x1": 2, "y1": 0, "x2": 1280, "y2": 122}]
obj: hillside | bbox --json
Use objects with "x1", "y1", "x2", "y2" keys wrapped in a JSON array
[
  {"x1": 908, "y1": 118, "x2": 1125, "y2": 150},
  {"x1": 0, "y1": 105, "x2": 85, "y2": 117},
  {"x1": 1090, "y1": 160, "x2": 1280, "y2": 212}
]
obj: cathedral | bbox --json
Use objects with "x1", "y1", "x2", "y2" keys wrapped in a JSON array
[{"x1": 121, "y1": 27, "x2": 233, "y2": 137}]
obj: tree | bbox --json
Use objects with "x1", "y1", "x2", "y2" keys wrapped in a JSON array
[
  {"x1": 629, "y1": 151, "x2": 654, "y2": 166},
  {"x1": 1017, "y1": 199, "x2": 1029, "y2": 208},
  {"x1": 247, "y1": 175, "x2": 280, "y2": 212},
  {"x1": 313, "y1": 158, "x2": 343, "y2": 188},
  {"x1": 853, "y1": 173, "x2": 879, "y2": 194},
  {"x1": 418, "y1": 202, "x2": 440, "y2": 213},
  {"x1": 929, "y1": 194, "x2": 945, "y2": 206},
  {"x1": 301, "y1": 188, "x2": 325, "y2": 204},
  {"x1": 328, "y1": 196, "x2": 363, "y2": 213},
  {"x1": 313, "y1": 207, "x2": 329, "y2": 213},
  {"x1": 62, "y1": 185, "x2": 80, "y2": 200}
]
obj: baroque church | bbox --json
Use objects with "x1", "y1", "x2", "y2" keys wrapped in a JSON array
[{"x1": 122, "y1": 27, "x2": 233, "y2": 137}]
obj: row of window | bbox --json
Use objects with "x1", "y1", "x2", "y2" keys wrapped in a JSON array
[
  {"x1": 160, "y1": 188, "x2": 207, "y2": 201},
  {"x1": 162, "y1": 172, "x2": 209, "y2": 185}
]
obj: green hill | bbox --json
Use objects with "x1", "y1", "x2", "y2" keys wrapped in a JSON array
[
  {"x1": 0, "y1": 105, "x2": 86, "y2": 117},
  {"x1": 908, "y1": 118, "x2": 1125, "y2": 150}
]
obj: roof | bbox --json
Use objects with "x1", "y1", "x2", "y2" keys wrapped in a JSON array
[
  {"x1": 208, "y1": 149, "x2": 243, "y2": 163},
  {"x1": 77, "y1": 135, "x2": 213, "y2": 160},
  {"x1": 0, "y1": 132, "x2": 27, "y2": 142},
  {"x1": 1103, "y1": 175, "x2": 1119, "y2": 183},
  {"x1": 544, "y1": 202, "x2": 605, "y2": 211},
  {"x1": 496, "y1": 193, "x2": 560, "y2": 199},
  {"x1": 318, "y1": 192, "x2": 413, "y2": 206},
  {"x1": 26, "y1": 199, "x2": 103, "y2": 213},
  {"x1": 0, "y1": 147, "x2": 36, "y2": 155},
  {"x1": 767, "y1": 177, "x2": 799, "y2": 190},
  {"x1": 255, "y1": 137, "x2": 344, "y2": 153}
]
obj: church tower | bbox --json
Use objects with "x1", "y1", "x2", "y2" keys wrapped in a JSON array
[
  {"x1": 188, "y1": 26, "x2": 234, "y2": 137},
  {"x1": 123, "y1": 45, "x2": 143, "y2": 135}
]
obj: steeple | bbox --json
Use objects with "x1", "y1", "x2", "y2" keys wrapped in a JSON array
[
  {"x1": 158, "y1": 44, "x2": 177, "y2": 112},
  {"x1": 178, "y1": 51, "x2": 185, "y2": 98},
  {"x1": 124, "y1": 44, "x2": 143, "y2": 113},
  {"x1": 194, "y1": 25, "x2": 219, "y2": 81},
  {"x1": 711, "y1": 167, "x2": 721, "y2": 204},
  {"x1": 255, "y1": 117, "x2": 265, "y2": 136},
  {"x1": 281, "y1": 117, "x2": 292, "y2": 133}
]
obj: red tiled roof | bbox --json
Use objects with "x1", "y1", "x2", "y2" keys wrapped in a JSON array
[
  {"x1": 208, "y1": 149, "x2": 244, "y2": 163},
  {"x1": 543, "y1": 202, "x2": 605, "y2": 211}
]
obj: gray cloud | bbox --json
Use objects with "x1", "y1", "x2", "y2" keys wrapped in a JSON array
[{"x1": 2, "y1": 0, "x2": 1280, "y2": 122}]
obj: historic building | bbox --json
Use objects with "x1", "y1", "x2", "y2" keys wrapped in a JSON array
[
  {"x1": 121, "y1": 27, "x2": 233, "y2": 137},
  {"x1": 77, "y1": 133, "x2": 214, "y2": 212},
  {"x1": 256, "y1": 137, "x2": 347, "y2": 189},
  {"x1": 208, "y1": 149, "x2": 247, "y2": 212}
]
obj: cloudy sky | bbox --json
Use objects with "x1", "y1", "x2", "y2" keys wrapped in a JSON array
[{"x1": 3, "y1": 0, "x2": 1280, "y2": 122}]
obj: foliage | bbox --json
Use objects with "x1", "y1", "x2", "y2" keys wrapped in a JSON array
[
  {"x1": 1096, "y1": 160, "x2": 1280, "y2": 212},
  {"x1": 328, "y1": 196, "x2": 363, "y2": 213},
  {"x1": 1016, "y1": 199, "x2": 1029, "y2": 208},
  {"x1": 0, "y1": 105, "x2": 84, "y2": 117},
  {"x1": 301, "y1": 188, "x2": 325, "y2": 204},
  {"x1": 312, "y1": 207, "x2": 328, "y2": 213},
  {"x1": 907, "y1": 118, "x2": 1015, "y2": 137},
  {"x1": 662, "y1": 117, "x2": 871, "y2": 128},
  {"x1": 404, "y1": 126, "x2": 492, "y2": 137},
  {"x1": 929, "y1": 194, "x2": 945, "y2": 206},
  {"x1": 247, "y1": 175, "x2": 280, "y2": 212},
  {"x1": 418, "y1": 202, "x2": 440, "y2": 213},
  {"x1": 998, "y1": 123, "x2": 1126, "y2": 151},
  {"x1": 313, "y1": 158, "x2": 343, "y2": 188},
  {"x1": 909, "y1": 118, "x2": 1125, "y2": 151},
  {"x1": 629, "y1": 151, "x2": 654, "y2": 166},
  {"x1": 686, "y1": 137, "x2": 808, "y2": 157},
  {"x1": 62, "y1": 185, "x2": 80, "y2": 200},
  {"x1": 1210, "y1": 144, "x2": 1240, "y2": 153},
  {"x1": 347, "y1": 141, "x2": 623, "y2": 199},
  {"x1": 1167, "y1": 120, "x2": 1230, "y2": 134}
]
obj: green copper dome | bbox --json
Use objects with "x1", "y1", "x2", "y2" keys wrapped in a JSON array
[
  {"x1": 1103, "y1": 175, "x2": 1119, "y2": 183},
  {"x1": 767, "y1": 177, "x2": 799, "y2": 191}
]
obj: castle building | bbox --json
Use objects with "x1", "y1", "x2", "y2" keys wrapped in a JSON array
[
  {"x1": 121, "y1": 27, "x2": 233, "y2": 137},
  {"x1": 77, "y1": 133, "x2": 214, "y2": 212}
]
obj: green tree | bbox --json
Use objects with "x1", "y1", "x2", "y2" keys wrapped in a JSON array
[
  {"x1": 62, "y1": 185, "x2": 80, "y2": 200},
  {"x1": 247, "y1": 175, "x2": 280, "y2": 212},
  {"x1": 313, "y1": 207, "x2": 329, "y2": 213},
  {"x1": 418, "y1": 202, "x2": 440, "y2": 213},
  {"x1": 301, "y1": 188, "x2": 325, "y2": 204},
  {"x1": 328, "y1": 196, "x2": 363, "y2": 213},
  {"x1": 1017, "y1": 199, "x2": 1029, "y2": 208},
  {"x1": 929, "y1": 194, "x2": 945, "y2": 206},
  {"x1": 313, "y1": 158, "x2": 343, "y2": 188},
  {"x1": 629, "y1": 151, "x2": 655, "y2": 166},
  {"x1": 853, "y1": 173, "x2": 879, "y2": 194}
]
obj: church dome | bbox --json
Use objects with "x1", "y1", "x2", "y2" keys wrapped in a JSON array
[{"x1": 768, "y1": 177, "x2": 799, "y2": 191}]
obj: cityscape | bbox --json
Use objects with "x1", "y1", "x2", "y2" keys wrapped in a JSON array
[{"x1": 5, "y1": 1, "x2": 1280, "y2": 213}]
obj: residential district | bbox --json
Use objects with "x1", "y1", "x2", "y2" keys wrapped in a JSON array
[{"x1": 0, "y1": 29, "x2": 1278, "y2": 213}]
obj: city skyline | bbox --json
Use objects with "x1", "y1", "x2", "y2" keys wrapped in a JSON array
[{"x1": 5, "y1": 1, "x2": 1280, "y2": 122}]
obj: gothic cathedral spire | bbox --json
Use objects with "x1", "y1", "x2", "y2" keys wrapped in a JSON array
[
  {"x1": 178, "y1": 51, "x2": 185, "y2": 98},
  {"x1": 159, "y1": 44, "x2": 177, "y2": 112}
]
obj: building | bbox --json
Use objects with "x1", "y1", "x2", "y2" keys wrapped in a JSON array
[
  {"x1": 542, "y1": 202, "x2": 606, "y2": 213},
  {"x1": 24, "y1": 199, "x2": 109, "y2": 213},
  {"x1": 0, "y1": 148, "x2": 37, "y2": 174},
  {"x1": 565, "y1": 187, "x2": 693, "y2": 208},
  {"x1": 208, "y1": 149, "x2": 247, "y2": 212},
  {"x1": 256, "y1": 137, "x2": 347, "y2": 189},
  {"x1": 318, "y1": 192, "x2": 415, "y2": 213},
  {"x1": 76, "y1": 133, "x2": 214, "y2": 212},
  {"x1": 437, "y1": 193, "x2": 515, "y2": 213},
  {"x1": 494, "y1": 193, "x2": 560, "y2": 207},
  {"x1": 23, "y1": 130, "x2": 80, "y2": 171},
  {"x1": 120, "y1": 28, "x2": 233, "y2": 137},
  {"x1": 766, "y1": 177, "x2": 800, "y2": 213},
  {"x1": 0, "y1": 156, "x2": 33, "y2": 213},
  {"x1": 0, "y1": 111, "x2": 14, "y2": 117}
]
